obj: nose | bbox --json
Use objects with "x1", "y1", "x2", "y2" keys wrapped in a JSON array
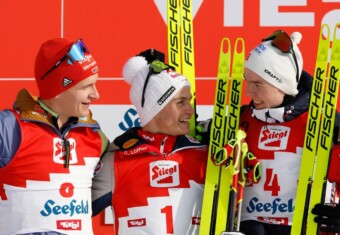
[
  {"x1": 187, "y1": 103, "x2": 195, "y2": 115},
  {"x1": 245, "y1": 83, "x2": 254, "y2": 97},
  {"x1": 90, "y1": 85, "x2": 100, "y2": 100}
]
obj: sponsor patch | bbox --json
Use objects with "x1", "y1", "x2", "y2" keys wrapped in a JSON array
[
  {"x1": 123, "y1": 138, "x2": 139, "y2": 149},
  {"x1": 53, "y1": 138, "x2": 78, "y2": 165},
  {"x1": 258, "y1": 125, "x2": 290, "y2": 150},
  {"x1": 150, "y1": 160, "x2": 179, "y2": 187},
  {"x1": 62, "y1": 77, "x2": 73, "y2": 87},
  {"x1": 192, "y1": 217, "x2": 200, "y2": 225},
  {"x1": 257, "y1": 217, "x2": 288, "y2": 225},
  {"x1": 57, "y1": 220, "x2": 82, "y2": 230},
  {"x1": 157, "y1": 86, "x2": 176, "y2": 105},
  {"x1": 127, "y1": 218, "x2": 146, "y2": 227},
  {"x1": 187, "y1": 135, "x2": 200, "y2": 144},
  {"x1": 57, "y1": 220, "x2": 81, "y2": 231}
]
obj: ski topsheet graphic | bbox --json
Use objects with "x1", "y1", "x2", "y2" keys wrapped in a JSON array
[
  {"x1": 291, "y1": 23, "x2": 340, "y2": 235},
  {"x1": 167, "y1": 0, "x2": 196, "y2": 137},
  {"x1": 200, "y1": 37, "x2": 245, "y2": 235}
]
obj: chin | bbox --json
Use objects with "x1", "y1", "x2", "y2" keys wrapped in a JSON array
[
  {"x1": 182, "y1": 128, "x2": 191, "y2": 136},
  {"x1": 79, "y1": 109, "x2": 90, "y2": 117},
  {"x1": 254, "y1": 104, "x2": 266, "y2": 110}
]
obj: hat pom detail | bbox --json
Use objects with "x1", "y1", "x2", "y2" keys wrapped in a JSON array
[
  {"x1": 290, "y1": 32, "x2": 302, "y2": 45},
  {"x1": 122, "y1": 56, "x2": 148, "y2": 84}
]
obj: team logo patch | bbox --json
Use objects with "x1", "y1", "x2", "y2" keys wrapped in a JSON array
[
  {"x1": 258, "y1": 125, "x2": 290, "y2": 150},
  {"x1": 150, "y1": 160, "x2": 180, "y2": 187},
  {"x1": 123, "y1": 138, "x2": 139, "y2": 149}
]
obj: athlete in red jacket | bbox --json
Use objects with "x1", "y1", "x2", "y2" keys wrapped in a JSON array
[
  {"x1": 239, "y1": 30, "x2": 340, "y2": 235},
  {"x1": 92, "y1": 49, "x2": 208, "y2": 235},
  {"x1": 0, "y1": 38, "x2": 109, "y2": 235}
]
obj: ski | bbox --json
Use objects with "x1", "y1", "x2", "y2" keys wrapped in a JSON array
[
  {"x1": 180, "y1": 0, "x2": 196, "y2": 137},
  {"x1": 218, "y1": 37, "x2": 245, "y2": 234},
  {"x1": 306, "y1": 23, "x2": 340, "y2": 235},
  {"x1": 167, "y1": 0, "x2": 181, "y2": 72},
  {"x1": 291, "y1": 23, "x2": 340, "y2": 235},
  {"x1": 199, "y1": 38, "x2": 231, "y2": 235},
  {"x1": 290, "y1": 24, "x2": 330, "y2": 235},
  {"x1": 200, "y1": 37, "x2": 245, "y2": 235},
  {"x1": 167, "y1": 0, "x2": 196, "y2": 137}
]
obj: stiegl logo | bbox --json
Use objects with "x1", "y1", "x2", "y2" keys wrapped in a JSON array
[
  {"x1": 53, "y1": 138, "x2": 78, "y2": 165},
  {"x1": 150, "y1": 160, "x2": 180, "y2": 187},
  {"x1": 259, "y1": 126, "x2": 290, "y2": 150}
]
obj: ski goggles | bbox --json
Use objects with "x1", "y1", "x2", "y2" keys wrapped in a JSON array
[
  {"x1": 141, "y1": 60, "x2": 175, "y2": 107},
  {"x1": 262, "y1": 30, "x2": 300, "y2": 83},
  {"x1": 40, "y1": 39, "x2": 90, "y2": 80}
]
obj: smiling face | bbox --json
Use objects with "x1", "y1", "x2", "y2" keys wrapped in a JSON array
[
  {"x1": 244, "y1": 68, "x2": 286, "y2": 109},
  {"x1": 143, "y1": 86, "x2": 194, "y2": 136},
  {"x1": 44, "y1": 73, "x2": 100, "y2": 126}
]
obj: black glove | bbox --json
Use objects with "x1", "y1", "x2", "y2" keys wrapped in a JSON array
[
  {"x1": 137, "y1": 48, "x2": 165, "y2": 64},
  {"x1": 195, "y1": 118, "x2": 212, "y2": 144},
  {"x1": 312, "y1": 203, "x2": 340, "y2": 233}
]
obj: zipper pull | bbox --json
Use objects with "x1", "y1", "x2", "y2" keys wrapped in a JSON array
[
  {"x1": 160, "y1": 137, "x2": 167, "y2": 157},
  {"x1": 64, "y1": 140, "x2": 70, "y2": 168}
]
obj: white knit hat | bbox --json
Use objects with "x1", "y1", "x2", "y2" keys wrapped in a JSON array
[
  {"x1": 245, "y1": 31, "x2": 303, "y2": 96},
  {"x1": 122, "y1": 56, "x2": 191, "y2": 126}
]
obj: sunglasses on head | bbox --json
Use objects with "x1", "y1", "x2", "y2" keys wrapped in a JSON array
[
  {"x1": 141, "y1": 60, "x2": 175, "y2": 107},
  {"x1": 40, "y1": 39, "x2": 90, "y2": 80},
  {"x1": 262, "y1": 30, "x2": 299, "y2": 83}
]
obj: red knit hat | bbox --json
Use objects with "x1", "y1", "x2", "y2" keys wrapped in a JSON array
[{"x1": 34, "y1": 38, "x2": 98, "y2": 99}]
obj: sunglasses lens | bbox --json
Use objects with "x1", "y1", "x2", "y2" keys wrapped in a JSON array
[
  {"x1": 151, "y1": 60, "x2": 171, "y2": 73},
  {"x1": 263, "y1": 31, "x2": 292, "y2": 53},
  {"x1": 67, "y1": 40, "x2": 90, "y2": 64},
  {"x1": 272, "y1": 36, "x2": 291, "y2": 53}
]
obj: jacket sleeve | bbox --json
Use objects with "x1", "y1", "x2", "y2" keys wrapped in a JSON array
[
  {"x1": 0, "y1": 110, "x2": 21, "y2": 168},
  {"x1": 91, "y1": 150, "x2": 114, "y2": 216}
]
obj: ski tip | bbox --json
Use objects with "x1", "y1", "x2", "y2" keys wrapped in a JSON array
[{"x1": 321, "y1": 24, "x2": 331, "y2": 41}]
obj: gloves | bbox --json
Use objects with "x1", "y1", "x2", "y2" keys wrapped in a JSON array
[
  {"x1": 137, "y1": 48, "x2": 165, "y2": 64},
  {"x1": 312, "y1": 203, "x2": 340, "y2": 233},
  {"x1": 195, "y1": 118, "x2": 212, "y2": 144}
]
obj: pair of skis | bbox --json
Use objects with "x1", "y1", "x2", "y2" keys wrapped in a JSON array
[
  {"x1": 167, "y1": 0, "x2": 245, "y2": 235},
  {"x1": 200, "y1": 37, "x2": 246, "y2": 235},
  {"x1": 291, "y1": 23, "x2": 340, "y2": 235},
  {"x1": 166, "y1": 2, "x2": 249, "y2": 233},
  {"x1": 167, "y1": 0, "x2": 196, "y2": 137}
]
